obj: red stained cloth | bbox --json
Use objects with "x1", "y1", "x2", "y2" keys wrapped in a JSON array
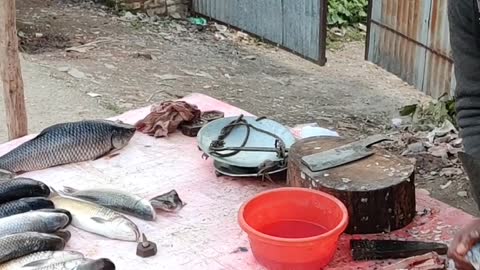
[{"x1": 135, "y1": 101, "x2": 201, "y2": 137}]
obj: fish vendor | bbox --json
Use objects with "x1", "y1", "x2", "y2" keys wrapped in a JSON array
[{"x1": 448, "y1": 0, "x2": 480, "y2": 269}]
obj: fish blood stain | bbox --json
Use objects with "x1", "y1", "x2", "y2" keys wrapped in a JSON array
[{"x1": 260, "y1": 220, "x2": 327, "y2": 238}]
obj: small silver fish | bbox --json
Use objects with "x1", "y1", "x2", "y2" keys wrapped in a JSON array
[
  {"x1": 0, "y1": 197, "x2": 54, "y2": 219},
  {"x1": 0, "y1": 210, "x2": 70, "y2": 238},
  {"x1": 22, "y1": 258, "x2": 88, "y2": 270},
  {"x1": 0, "y1": 250, "x2": 84, "y2": 270},
  {"x1": 50, "y1": 190, "x2": 140, "y2": 242},
  {"x1": 0, "y1": 178, "x2": 50, "y2": 204},
  {"x1": 61, "y1": 187, "x2": 156, "y2": 221},
  {"x1": 0, "y1": 232, "x2": 66, "y2": 264},
  {"x1": 149, "y1": 190, "x2": 186, "y2": 212}
]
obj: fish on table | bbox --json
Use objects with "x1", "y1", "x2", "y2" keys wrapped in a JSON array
[
  {"x1": 0, "y1": 178, "x2": 50, "y2": 204},
  {"x1": 50, "y1": 190, "x2": 140, "y2": 242},
  {"x1": 0, "y1": 250, "x2": 84, "y2": 270},
  {"x1": 0, "y1": 210, "x2": 71, "y2": 238},
  {"x1": 0, "y1": 197, "x2": 54, "y2": 219},
  {"x1": 21, "y1": 258, "x2": 86, "y2": 270},
  {"x1": 61, "y1": 187, "x2": 156, "y2": 221},
  {"x1": 60, "y1": 187, "x2": 187, "y2": 221},
  {"x1": 0, "y1": 232, "x2": 67, "y2": 264},
  {"x1": 0, "y1": 120, "x2": 136, "y2": 174},
  {"x1": 5, "y1": 257, "x2": 115, "y2": 270}
]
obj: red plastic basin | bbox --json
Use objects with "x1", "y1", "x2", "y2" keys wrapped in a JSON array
[{"x1": 238, "y1": 187, "x2": 348, "y2": 270}]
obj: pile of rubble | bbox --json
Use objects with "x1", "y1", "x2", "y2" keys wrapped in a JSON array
[
  {"x1": 117, "y1": 11, "x2": 259, "y2": 45},
  {"x1": 394, "y1": 120, "x2": 463, "y2": 175},
  {"x1": 382, "y1": 97, "x2": 465, "y2": 188}
]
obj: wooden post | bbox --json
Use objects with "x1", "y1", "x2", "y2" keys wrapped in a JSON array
[{"x1": 0, "y1": 0, "x2": 28, "y2": 140}]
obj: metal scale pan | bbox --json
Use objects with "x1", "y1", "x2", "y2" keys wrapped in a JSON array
[{"x1": 197, "y1": 116, "x2": 296, "y2": 168}]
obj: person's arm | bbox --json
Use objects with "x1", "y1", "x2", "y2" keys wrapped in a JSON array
[
  {"x1": 452, "y1": 0, "x2": 480, "y2": 162},
  {"x1": 448, "y1": 1, "x2": 480, "y2": 269}
]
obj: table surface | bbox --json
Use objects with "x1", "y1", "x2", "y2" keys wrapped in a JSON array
[{"x1": 0, "y1": 93, "x2": 473, "y2": 270}]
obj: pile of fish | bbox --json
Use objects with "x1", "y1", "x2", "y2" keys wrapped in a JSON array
[
  {"x1": 0, "y1": 178, "x2": 116, "y2": 269},
  {"x1": 0, "y1": 120, "x2": 187, "y2": 268},
  {"x1": 0, "y1": 177, "x2": 186, "y2": 269},
  {"x1": 51, "y1": 186, "x2": 185, "y2": 241}
]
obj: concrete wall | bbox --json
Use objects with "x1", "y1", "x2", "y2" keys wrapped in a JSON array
[{"x1": 117, "y1": 0, "x2": 190, "y2": 17}]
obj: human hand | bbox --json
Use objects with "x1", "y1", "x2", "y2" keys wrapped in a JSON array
[{"x1": 448, "y1": 218, "x2": 480, "y2": 270}]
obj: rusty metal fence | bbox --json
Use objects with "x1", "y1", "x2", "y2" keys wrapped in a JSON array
[
  {"x1": 192, "y1": 0, "x2": 328, "y2": 65},
  {"x1": 365, "y1": 0, "x2": 455, "y2": 98}
]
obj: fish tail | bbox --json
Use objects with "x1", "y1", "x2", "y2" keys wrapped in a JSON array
[{"x1": 62, "y1": 186, "x2": 78, "y2": 194}]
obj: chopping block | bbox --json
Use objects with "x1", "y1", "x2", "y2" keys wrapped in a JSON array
[{"x1": 287, "y1": 136, "x2": 416, "y2": 234}]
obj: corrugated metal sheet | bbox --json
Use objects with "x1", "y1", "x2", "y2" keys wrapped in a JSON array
[
  {"x1": 366, "y1": 0, "x2": 454, "y2": 98},
  {"x1": 193, "y1": 0, "x2": 327, "y2": 65}
]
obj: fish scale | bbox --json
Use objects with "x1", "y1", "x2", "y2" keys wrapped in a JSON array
[
  {"x1": 0, "y1": 211, "x2": 70, "y2": 238},
  {"x1": 0, "y1": 232, "x2": 66, "y2": 264},
  {"x1": 61, "y1": 187, "x2": 156, "y2": 221},
  {"x1": 0, "y1": 120, "x2": 136, "y2": 173},
  {"x1": 0, "y1": 197, "x2": 54, "y2": 219},
  {"x1": 0, "y1": 178, "x2": 50, "y2": 204},
  {"x1": 51, "y1": 195, "x2": 140, "y2": 242},
  {"x1": 0, "y1": 251, "x2": 84, "y2": 270},
  {"x1": 27, "y1": 258, "x2": 87, "y2": 270}
]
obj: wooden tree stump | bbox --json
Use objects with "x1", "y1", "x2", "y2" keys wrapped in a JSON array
[
  {"x1": 287, "y1": 136, "x2": 416, "y2": 234},
  {"x1": 0, "y1": 0, "x2": 28, "y2": 140}
]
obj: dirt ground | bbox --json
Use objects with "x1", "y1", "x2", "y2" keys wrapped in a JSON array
[{"x1": 2, "y1": 0, "x2": 477, "y2": 216}]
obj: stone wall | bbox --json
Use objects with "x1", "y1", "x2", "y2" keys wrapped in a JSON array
[{"x1": 115, "y1": 0, "x2": 190, "y2": 18}]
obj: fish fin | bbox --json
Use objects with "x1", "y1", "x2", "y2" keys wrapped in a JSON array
[
  {"x1": 93, "y1": 150, "x2": 113, "y2": 160},
  {"x1": 49, "y1": 186, "x2": 70, "y2": 199},
  {"x1": 35, "y1": 122, "x2": 70, "y2": 137},
  {"x1": 93, "y1": 154, "x2": 107, "y2": 161},
  {"x1": 91, "y1": 217, "x2": 111, "y2": 224},
  {"x1": 62, "y1": 186, "x2": 78, "y2": 194},
  {"x1": 106, "y1": 152, "x2": 121, "y2": 159},
  {"x1": 49, "y1": 186, "x2": 59, "y2": 197},
  {"x1": 50, "y1": 186, "x2": 71, "y2": 197},
  {"x1": 22, "y1": 258, "x2": 57, "y2": 267},
  {"x1": 77, "y1": 195, "x2": 102, "y2": 204},
  {"x1": 94, "y1": 148, "x2": 121, "y2": 160}
]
